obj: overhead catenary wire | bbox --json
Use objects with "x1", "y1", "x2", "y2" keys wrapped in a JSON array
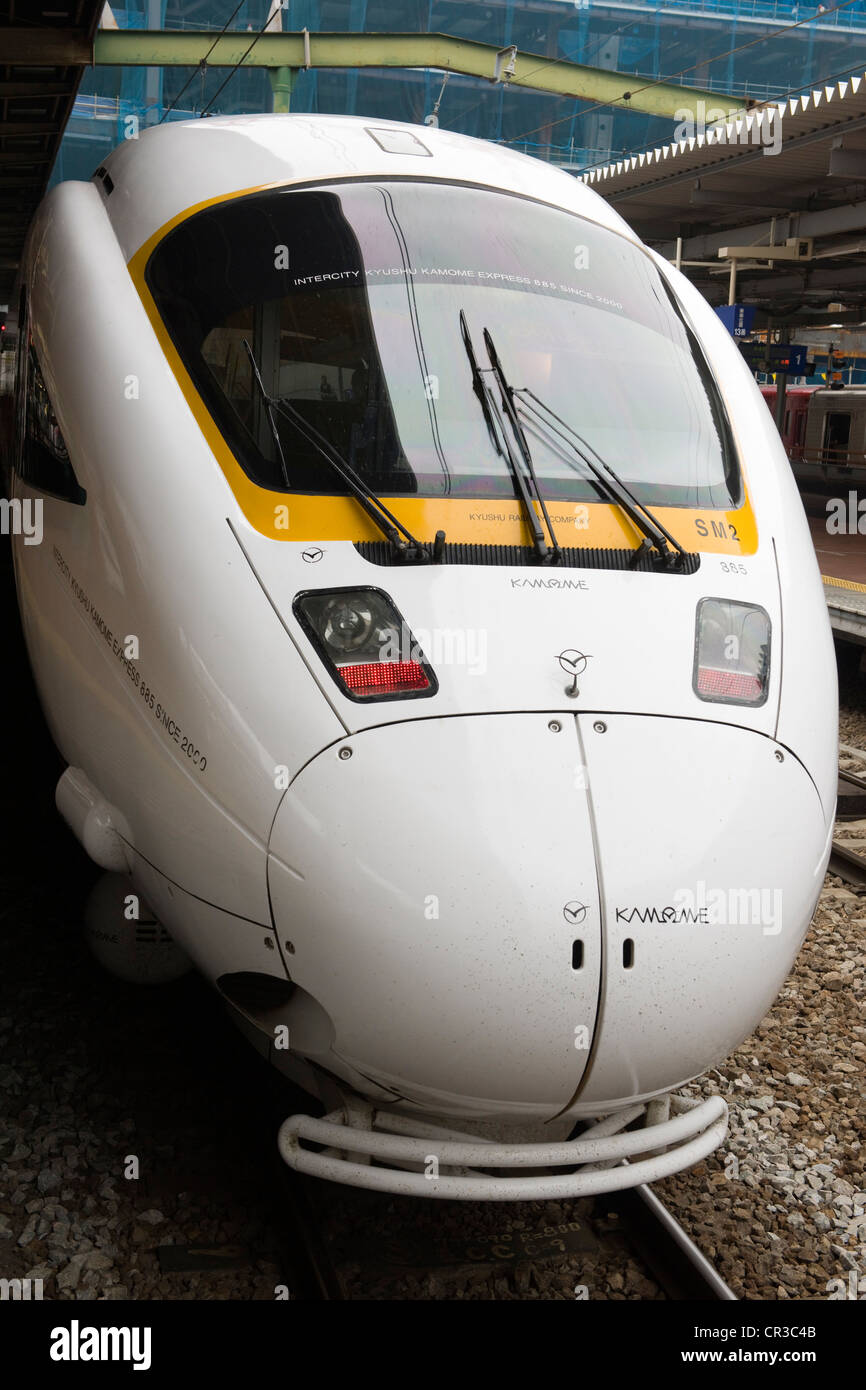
[
  {"x1": 159, "y1": 0, "x2": 245, "y2": 124},
  {"x1": 452, "y1": 0, "x2": 685, "y2": 135},
  {"x1": 500, "y1": 0, "x2": 861, "y2": 155},
  {"x1": 199, "y1": 6, "x2": 282, "y2": 119}
]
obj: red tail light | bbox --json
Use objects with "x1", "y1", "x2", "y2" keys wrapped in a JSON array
[
  {"x1": 693, "y1": 598, "x2": 771, "y2": 707},
  {"x1": 696, "y1": 667, "x2": 762, "y2": 701},
  {"x1": 338, "y1": 660, "x2": 430, "y2": 697}
]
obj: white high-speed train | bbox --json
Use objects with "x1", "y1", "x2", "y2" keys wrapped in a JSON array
[{"x1": 5, "y1": 115, "x2": 836, "y2": 1199}]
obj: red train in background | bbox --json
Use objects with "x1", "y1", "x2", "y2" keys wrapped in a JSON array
[{"x1": 761, "y1": 384, "x2": 866, "y2": 493}]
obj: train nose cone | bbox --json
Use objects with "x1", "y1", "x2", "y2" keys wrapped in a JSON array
[
  {"x1": 570, "y1": 713, "x2": 830, "y2": 1114},
  {"x1": 268, "y1": 712, "x2": 830, "y2": 1122},
  {"x1": 267, "y1": 714, "x2": 601, "y2": 1118}
]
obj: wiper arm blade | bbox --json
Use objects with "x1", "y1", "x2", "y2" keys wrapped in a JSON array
[
  {"x1": 243, "y1": 339, "x2": 291, "y2": 489},
  {"x1": 459, "y1": 310, "x2": 503, "y2": 459},
  {"x1": 272, "y1": 397, "x2": 443, "y2": 563},
  {"x1": 243, "y1": 339, "x2": 444, "y2": 562},
  {"x1": 483, "y1": 329, "x2": 562, "y2": 564},
  {"x1": 517, "y1": 389, "x2": 687, "y2": 569},
  {"x1": 459, "y1": 314, "x2": 552, "y2": 563}
]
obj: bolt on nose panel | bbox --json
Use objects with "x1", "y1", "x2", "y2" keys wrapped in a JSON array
[
  {"x1": 571, "y1": 714, "x2": 829, "y2": 1111},
  {"x1": 268, "y1": 714, "x2": 601, "y2": 1115}
]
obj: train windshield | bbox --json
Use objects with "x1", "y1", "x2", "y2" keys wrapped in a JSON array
[{"x1": 146, "y1": 181, "x2": 738, "y2": 507}]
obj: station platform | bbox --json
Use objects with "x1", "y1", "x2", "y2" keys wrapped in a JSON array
[{"x1": 807, "y1": 513, "x2": 866, "y2": 645}]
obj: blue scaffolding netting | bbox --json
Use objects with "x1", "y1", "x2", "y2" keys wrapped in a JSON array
[{"x1": 50, "y1": 0, "x2": 866, "y2": 185}]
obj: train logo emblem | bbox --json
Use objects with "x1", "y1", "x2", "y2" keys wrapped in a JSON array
[
  {"x1": 557, "y1": 649, "x2": 591, "y2": 677},
  {"x1": 563, "y1": 902, "x2": 588, "y2": 925}
]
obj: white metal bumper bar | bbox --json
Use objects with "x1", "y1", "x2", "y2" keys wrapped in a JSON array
[{"x1": 277, "y1": 1093, "x2": 728, "y2": 1200}]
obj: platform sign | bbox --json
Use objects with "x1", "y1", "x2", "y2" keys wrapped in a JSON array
[
  {"x1": 738, "y1": 341, "x2": 812, "y2": 375},
  {"x1": 769, "y1": 344, "x2": 810, "y2": 374},
  {"x1": 738, "y1": 341, "x2": 771, "y2": 371},
  {"x1": 715, "y1": 304, "x2": 755, "y2": 338}
]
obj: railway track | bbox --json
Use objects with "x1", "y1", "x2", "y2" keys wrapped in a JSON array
[
  {"x1": 278, "y1": 1163, "x2": 735, "y2": 1301},
  {"x1": 832, "y1": 763, "x2": 866, "y2": 886},
  {"x1": 275, "y1": 1168, "x2": 347, "y2": 1300},
  {"x1": 829, "y1": 837, "x2": 866, "y2": 887},
  {"x1": 602, "y1": 1186, "x2": 736, "y2": 1301}
]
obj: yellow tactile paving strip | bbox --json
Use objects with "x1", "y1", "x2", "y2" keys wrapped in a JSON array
[{"x1": 822, "y1": 574, "x2": 866, "y2": 594}]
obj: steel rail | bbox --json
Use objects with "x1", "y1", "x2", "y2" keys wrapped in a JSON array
[
  {"x1": 605, "y1": 1184, "x2": 738, "y2": 1301},
  {"x1": 829, "y1": 837, "x2": 866, "y2": 887}
]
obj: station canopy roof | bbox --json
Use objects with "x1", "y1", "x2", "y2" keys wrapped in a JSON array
[
  {"x1": 0, "y1": 0, "x2": 104, "y2": 306},
  {"x1": 583, "y1": 70, "x2": 866, "y2": 325}
]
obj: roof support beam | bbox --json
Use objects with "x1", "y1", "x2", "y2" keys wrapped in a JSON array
[
  {"x1": 715, "y1": 263, "x2": 866, "y2": 296},
  {"x1": 0, "y1": 151, "x2": 52, "y2": 165},
  {"x1": 689, "y1": 185, "x2": 812, "y2": 210},
  {"x1": 92, "y1": 29, "x2": 738, "y2": 121},
  {"x1": 827, "y1": 144, "x2": 866, "y2": 178},
  {"x1": 0, "y1": 121, "x2": 62, "y2": 135},
  {"x1": 659, "y1": 195, "x2": 866, "y2": 261},
  {"x1": 0, "y1": 82, "x2": 74, "y2": 97},
  {"x1": 0, "y1": 176, "x2": 51, "y2": 189},
  {"x1": 0, "y1": 29, "x2": 92, "y2": 64}
]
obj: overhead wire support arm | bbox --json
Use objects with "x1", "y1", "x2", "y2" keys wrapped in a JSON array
[
  {"x1": 91, "y1": 30, "x2": 740, "y2": 122},
  {"x1": 492, "y1": 45, "x2": 518, "y2": 85}
]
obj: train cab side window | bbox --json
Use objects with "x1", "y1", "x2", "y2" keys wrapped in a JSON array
[
  {"x1": 17, "y1": 341, "x2": 86, "y2": 505},
  {"x1": 795, "y1": 411, "x2": 807, "y2": 447},
  {"x1": 823, "y1": 411, "x2": 851, "y2": 463}
]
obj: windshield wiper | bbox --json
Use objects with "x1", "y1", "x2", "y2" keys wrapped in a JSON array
[
  {"x1": 243, "y1": 339, "x2": 291, "y2": 489},
  {"x1": 515, "y1": 389, "x2": 688, "y2": 570},
  {"x1": 484, "y1": 328, "x2": 563, "y2": 565},
  {"x1": 243, "y1": 338, "x2": 444, "y2": 563},
  {"x1": 459, "y1": 314, "x2": 560, "y2": 564},
  {"x1": 272, "y1": 396, "x2": 446, "y2": 564},
  {"x1": 459, "y1": 311, "x2": 503, "y2": 459}
]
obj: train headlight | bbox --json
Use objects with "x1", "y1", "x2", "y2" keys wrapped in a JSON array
[
  {"x1": 294, "y1": 587, "x2": 438, "y2": 702},
  {"x1": 693, "y1": 598, "x2": 771, "y2": 706},
  {"x1": 320, "y1": 596, "x2": 375, "y2": 653}
]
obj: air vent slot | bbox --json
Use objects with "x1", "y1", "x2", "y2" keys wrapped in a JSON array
[
  {"x1": 355, "y1": 541, "x2": 700, "y2": 574},
  {"x1": 92, "y1": 165, "x2": 114, "y2": 195}
]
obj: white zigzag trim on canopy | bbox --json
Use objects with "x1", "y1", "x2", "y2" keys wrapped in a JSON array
[{"x1": 581, "y1": 68, "x2": 866, "y2": 186}]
